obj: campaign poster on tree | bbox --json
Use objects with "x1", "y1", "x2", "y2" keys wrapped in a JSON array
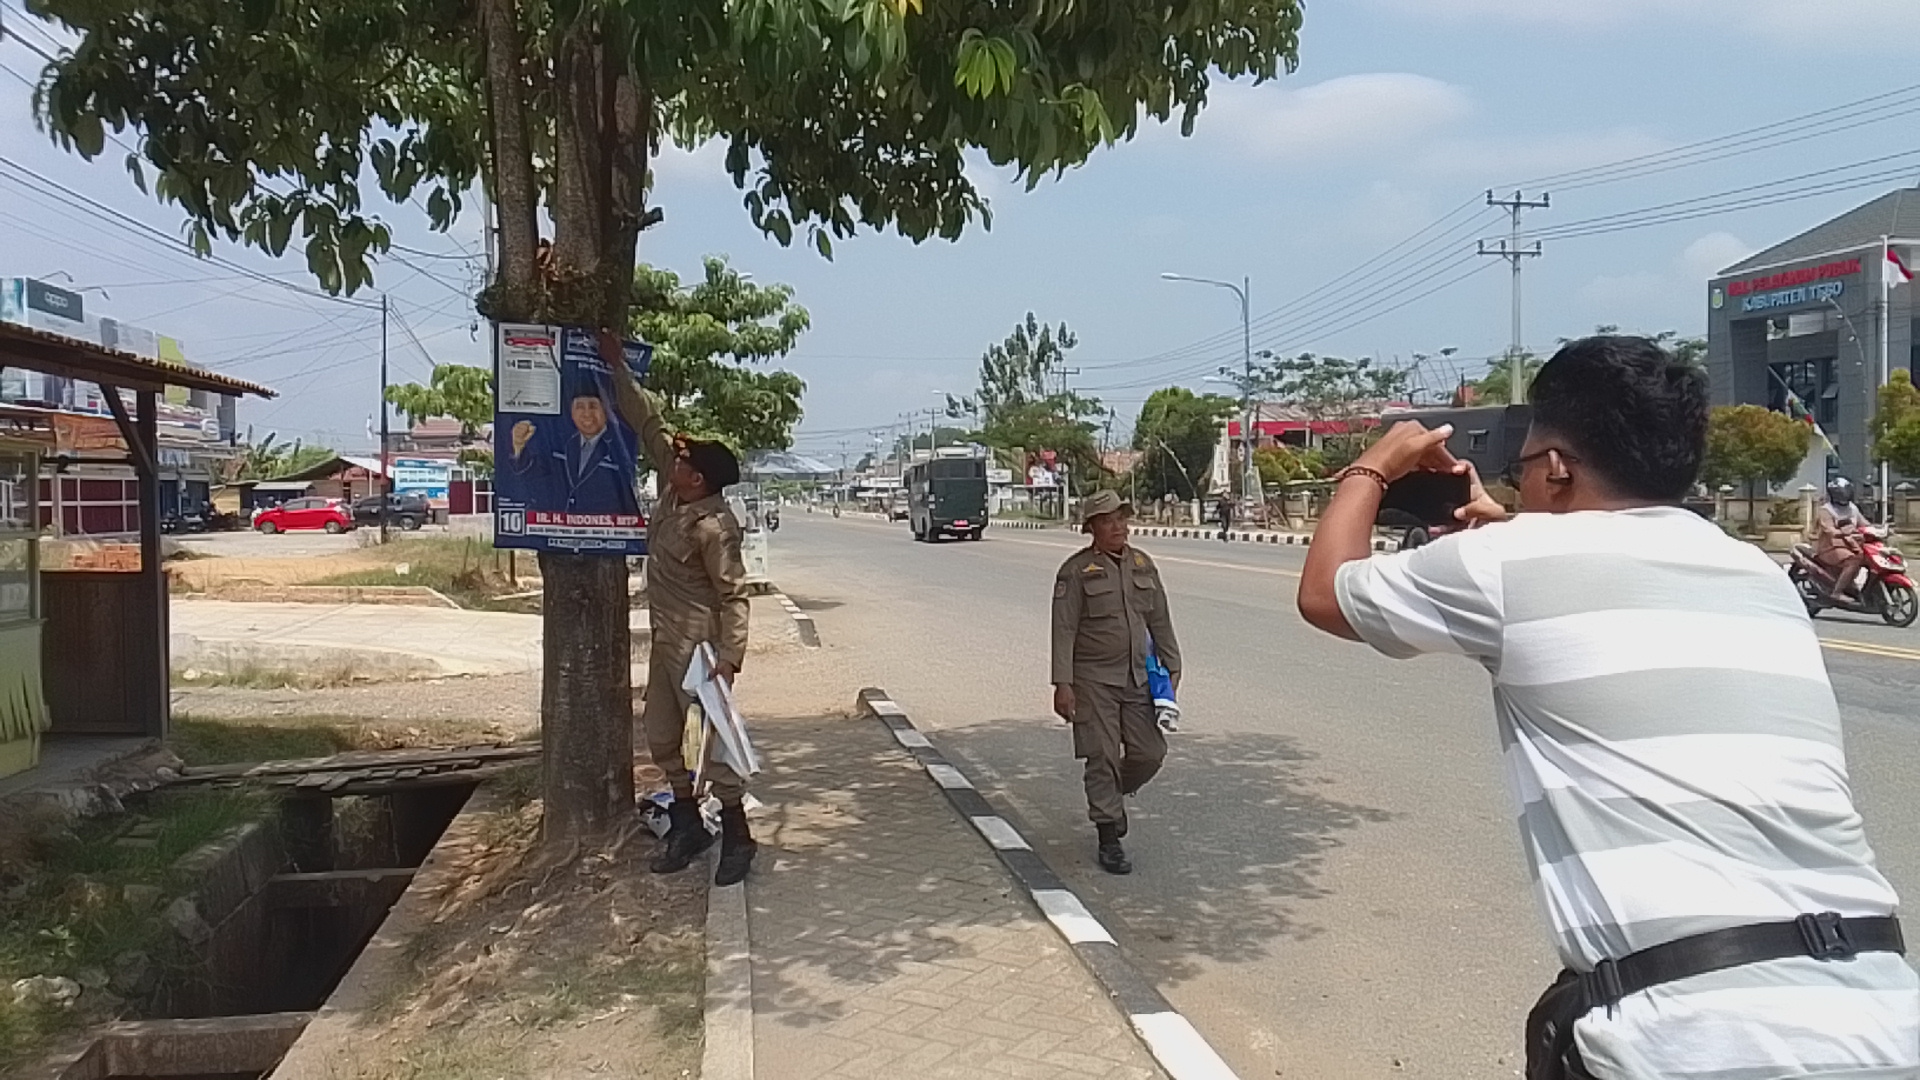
[{"x1": 492, "y1": 323, "x2": 653, "y2": 555}]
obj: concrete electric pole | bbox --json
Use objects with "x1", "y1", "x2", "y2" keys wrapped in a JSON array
[{"x1": 1477, "y1": 190, "x2": 1549, "y2": 404}]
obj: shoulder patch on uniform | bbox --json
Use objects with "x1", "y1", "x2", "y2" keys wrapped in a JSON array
[
  {"x1": 1133, "y1": 553, "x2": 1146, "y2": 568},
  {"x1": 1053, "y1": 579, "x2": 1068, "y2": 598}
]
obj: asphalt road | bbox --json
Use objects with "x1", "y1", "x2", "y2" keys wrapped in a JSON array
[{"x1": 769, "y1": 512, "x2": 1920, "y2": 1080}]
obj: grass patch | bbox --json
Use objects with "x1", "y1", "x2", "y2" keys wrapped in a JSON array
[
  {"x1": 168, "y1": 716, "x2": 360, "y2": 767},
  {"x1": 0, "y1": 788, "x2": 273, "y2": 1065},
  {"x1": 315, "y1": 537, "x2": 541, "y2": 612}
]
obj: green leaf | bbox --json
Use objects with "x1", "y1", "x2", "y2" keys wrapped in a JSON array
[
  {"x1": 813, "y1": 228, "x2": 832, "y2": 260},
  {"x1": 123, "y1": 153, "x2": 146, "y2": 195}
]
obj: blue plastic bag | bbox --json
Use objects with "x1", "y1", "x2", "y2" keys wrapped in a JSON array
[{"x1": 1145, "y1": 634, "x2": 1180, "y2": 732}]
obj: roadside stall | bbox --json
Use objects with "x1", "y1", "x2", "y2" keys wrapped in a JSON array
[{"x1": 0, "y1": 322, "x2": 273, "y2": 780}]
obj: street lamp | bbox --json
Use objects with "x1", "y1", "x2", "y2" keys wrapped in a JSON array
[{"x1": 1163, "y1": 273, "x2": 1258, "y2": 511}]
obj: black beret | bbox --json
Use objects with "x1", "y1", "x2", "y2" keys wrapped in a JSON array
[{"x1": 683, "y1": 439, "x2": 740, "y2": 490}]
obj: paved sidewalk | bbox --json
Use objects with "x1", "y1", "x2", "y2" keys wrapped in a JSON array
[{"x1": 747, "y1": 715, "x2": 1163, "y2": 1080}]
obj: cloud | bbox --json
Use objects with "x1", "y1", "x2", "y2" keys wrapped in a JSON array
[
  {"x1": 1574, "y1": 230, "x2": 1754, "y2": 330},
  {"x1": 1366, "y1": 0, "x2": 1920, "y2": 46},
  {"x1": 1188, "y1": 73, "x2": 1472, "y2": 164},
  {"x1": 1680, "y1": 231, "x2": 1756, "y2": 281}
]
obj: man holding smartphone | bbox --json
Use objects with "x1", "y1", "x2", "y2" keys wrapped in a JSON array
[{"x1": 1297, "y1": 337, "x2": 1916, "y2": 1079}]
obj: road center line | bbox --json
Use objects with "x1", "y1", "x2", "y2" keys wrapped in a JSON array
[{"x1": 1821, "y1": 638, "x2": 1920, "y2": 663}]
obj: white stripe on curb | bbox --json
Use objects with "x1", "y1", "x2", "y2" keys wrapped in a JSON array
[
  {"x1": 969, "y1": 815, "x2": 1030, "y2": 851},
  {"x1": 925, "y1": 763, "x2": 973, "y2": 790},
  {"x1": 1032, "y1": 889, "x2": 1117, "y2": 945},
  {"x1": 1130, "y1": 1012, "x2": 1241, "y2": 1080},
  {"x1": 891, "y1": 727, "x2": 933, "y2": 749},
  {"x1": 867, "y1": 698, "x2": 907, "y2": 718}
]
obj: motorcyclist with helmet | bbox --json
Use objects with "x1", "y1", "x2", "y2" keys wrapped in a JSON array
[{"x1": 1813, "y1": 477, "x2": 1869, "y2": 602}]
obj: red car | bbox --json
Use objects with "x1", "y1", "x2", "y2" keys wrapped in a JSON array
[{"x1": 254, "y1": 497, "x2": 353, "y2": 534}]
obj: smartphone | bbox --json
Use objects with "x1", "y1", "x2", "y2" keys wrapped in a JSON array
[{"x1": 1377, "y1": 470, "x2": 1471, "y2": 527}]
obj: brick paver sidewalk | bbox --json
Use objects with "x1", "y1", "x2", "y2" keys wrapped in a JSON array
[{"x1": 746, "y1": 715, "x2": 1163, "y2": 1080}]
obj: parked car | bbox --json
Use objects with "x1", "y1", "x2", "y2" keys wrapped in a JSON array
[
  {"x1": 254, "y1": 497, "x2": 353, "y2": 534},
  {"x1": 351, "y1": 492, "x2": 430, "y2": 530}
]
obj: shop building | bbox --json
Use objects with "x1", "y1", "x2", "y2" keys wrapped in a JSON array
[{"x1": 1707, "y1": 188, "x2": 1919, "y2": 494}]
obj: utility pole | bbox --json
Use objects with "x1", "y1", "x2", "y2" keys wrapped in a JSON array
[
  {"x1": 1477, "y1": 190, "x2": 1549, "y2": 404},
  {"x1": 378, "y1": 293, "x2": 390, "y2": 544}
]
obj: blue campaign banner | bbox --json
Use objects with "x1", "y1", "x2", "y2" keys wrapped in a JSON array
[
  {"x1": 391, "y1": 457, "x2": 451, "y2": 502},
  {"x1": 491, "y1": 323, "x2": 653, "y2": 555}
]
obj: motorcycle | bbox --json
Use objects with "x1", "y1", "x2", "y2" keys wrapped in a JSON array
[
  {"x1": 831, "y1": 503, "x2": 841, "y2": 518},
  {"x1": 766, "y1": 507, "x2": 781, "y2": 532},
  {"x1": 1787, "y1": 527, "x2": 1920, "y2": 627}
]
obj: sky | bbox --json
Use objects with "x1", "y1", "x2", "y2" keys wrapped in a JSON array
[{"x1": 3, "y1": 0, "x2": 1920, "y2": 463}]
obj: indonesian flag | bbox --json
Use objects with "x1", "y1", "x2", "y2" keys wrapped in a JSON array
[{"x1": 1888, "y1": 247, "x2": 1914, "y2": 291}]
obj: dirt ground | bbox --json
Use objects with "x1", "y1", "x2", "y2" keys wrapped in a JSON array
[
  {"x1": 315, "y1": 783, "x2": 708, "y2": 1080},
  {"x1": 161, "y1": 594, "x2": 865, "y2": 1079}
]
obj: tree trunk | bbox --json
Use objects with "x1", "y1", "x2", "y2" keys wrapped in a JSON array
[
  {"x1": 533, "y1": 16, "x2": 634, "y2": 843},
  {"x1": 537, "y1": 551, "x2": 633, "y2": 840},
  {"x1": 479, "y1": 0, "x2": 537, "y2": 311}
]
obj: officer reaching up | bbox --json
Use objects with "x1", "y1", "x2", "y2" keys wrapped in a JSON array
[{"x1": 1050, "y1": 490, "x2": 1182, "y2": 874}]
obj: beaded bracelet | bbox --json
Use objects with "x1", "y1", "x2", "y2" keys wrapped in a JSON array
[{"x1": 1332, "y1": 465, "x2": 1390, "y2": 493}]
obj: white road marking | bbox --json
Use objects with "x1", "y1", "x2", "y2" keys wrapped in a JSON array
[
  {"x1": 925, "y1": 763, "x2": 973, "y2": 790},
  {"x1": 1031, "y1": 888, "x2": 1116, "y2": 945},
  {"x1": 1130, "y1": 1011, "x2": 1243, "y2": 1080},
  {"x1": 969, "y1": 815, "x2": 1030, "y2": 851}
]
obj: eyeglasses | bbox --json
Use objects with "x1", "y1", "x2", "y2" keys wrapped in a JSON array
[{"x1": 1502, "y1": 448, "x2": 1578, "y2": 488}]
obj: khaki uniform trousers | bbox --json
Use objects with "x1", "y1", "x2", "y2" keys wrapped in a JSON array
[
  {"x1": 1070, "y1": 679, "x2": 1166, "y2": 826},
  {"x1": 642, "y1": 634, "x2": 746, "y2": 805}
]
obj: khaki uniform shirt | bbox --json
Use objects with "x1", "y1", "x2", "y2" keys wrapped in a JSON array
[
  {"x1": 1813, "y1": 503, "x2": 1864, "y2": 558},
  {"x1": 1051, "y1": 545, "x2": 1180, "y2": 688},
  {"x1": 610, "y1": 368, "x2": 750, "y2": 671}
]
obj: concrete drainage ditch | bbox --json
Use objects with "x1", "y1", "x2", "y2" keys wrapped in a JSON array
[{"x1": 34, "y1": 750, "x2": 518, "y2": 1080}]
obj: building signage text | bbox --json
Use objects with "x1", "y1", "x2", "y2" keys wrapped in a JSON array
[
  {"x1": 1727, "y1": 257, "x2": 1860, "y2": 298},
  {"x1": 1740, "y1": 280, "x2": 1844, "y2": 313}
]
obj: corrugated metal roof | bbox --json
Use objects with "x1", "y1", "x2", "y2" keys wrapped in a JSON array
[
  {"x1": 1719, "y1": 187, "x2": 1920, "y2": 276},
  {"x1": 0, "y1": 321, "x2": 275, "y2": 398}
]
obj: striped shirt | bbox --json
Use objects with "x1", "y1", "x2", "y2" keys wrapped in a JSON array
[{"x1": 1336, "y1": 507, "x2": 1919, "y2": 1079}]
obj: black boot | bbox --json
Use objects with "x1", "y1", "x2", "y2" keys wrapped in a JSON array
[
  {"x1": 1096, "y1": 822, "x2": 1131, "y2": 875},
  {"x1": 714, "y1": 804, "x2": 757, "y2": 887},
  {"x1": 650, "y1": 798, "x2": 714, "y2": 874}
]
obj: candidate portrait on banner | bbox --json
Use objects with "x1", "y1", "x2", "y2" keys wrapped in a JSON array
[{"x1": 505, "y1": 372, "x2": 640, "y2": 517}]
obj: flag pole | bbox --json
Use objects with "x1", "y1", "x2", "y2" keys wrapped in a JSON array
[{"x1": 1881, "y1": 235, "x2": 1894, "y2": 529}]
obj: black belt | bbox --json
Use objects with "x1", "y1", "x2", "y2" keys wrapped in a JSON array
[{"x1": 1575, "y1": 913, "x2": 1905, "y2": 1015}]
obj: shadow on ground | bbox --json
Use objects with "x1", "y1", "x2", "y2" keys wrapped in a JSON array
[
  {"x1": 741, "y1": 714, "x2": 1035, "y2": 1032},
  {"x1": 933, "y1": 717, "x2": 1395, "y2": 987}
]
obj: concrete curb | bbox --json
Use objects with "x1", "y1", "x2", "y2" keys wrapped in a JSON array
[
  {"x1": 856, "y1": 688, "x2": 1241, "y2": 1080},
  {"x1": 769, "y1": 591, "x2": 820, "y2": 647},
  {"x1": 1129, "y1": 525, "x2": 1396, "y2": 552},
  {"x1": 700, "y1": 850, "x2": 754, "y2": 1080},
  {"x1": 991, "y1": 518, "x2": 1396, "y2": 552}
]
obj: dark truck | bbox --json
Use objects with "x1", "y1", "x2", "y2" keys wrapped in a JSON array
[
  {"x1": 1376, "y1": 404, "x2": 1532, "y2": 548},
  {"x1": 906, "y1": 451, "x2": 989, "y2": 542}
]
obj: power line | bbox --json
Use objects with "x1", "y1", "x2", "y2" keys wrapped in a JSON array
[
  {"x1": 1508, "y1": 82, "x2": 1920, "y2": 192},
  {"x1": 0, "y1": 154, "x2": 383, "y2": 310}
]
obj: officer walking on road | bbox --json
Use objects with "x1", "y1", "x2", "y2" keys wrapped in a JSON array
[
  {"x1": 601, "y1": 333, "x2": 758, "y2": 887},
  {"x1": 1051, "y1": 490, "x2": 1182, "y2": 874}
]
